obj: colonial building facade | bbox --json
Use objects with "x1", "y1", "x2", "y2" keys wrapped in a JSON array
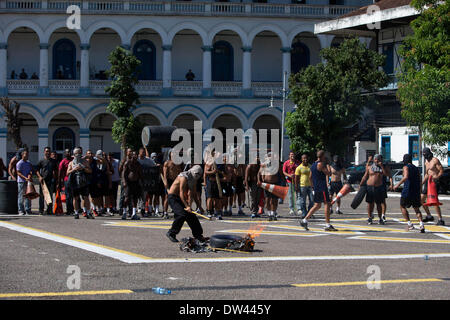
[{"x1": 0, "y1": 0, "x2": 372, "y2": 163}]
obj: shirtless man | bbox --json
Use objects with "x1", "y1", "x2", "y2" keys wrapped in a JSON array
[
  {"x1": 222, "y1": 154, "x2": 235, "y2": 216},
  {"x1": 421, "y1": 147, "x2": 445, "y2": 225},
  {"x1": 204, "y1": 150, "x2": 225, "y2": 220},
  {"x1": 67, "y1": 147, "x2": 93, "y2": 219},
  {"x1": 165, "y1": 165, "x2": 206, "y2": 243},
  {"x1": 118, "y1": 148, "x2": 133, "y2": 214},
  {"x1": 258, "y1": 153, "x2": 280, "y2": 221},
  {"x1": 327, "y1": 155, "x2": 347, "y2": 215},
  {"x1": 8, "y1": 148, "x2": 25, "y2": 180},
  {"x1": 121, "y1": 151, "x2": 142, "y2": 220},
  {"x1": 360, "y1": 154, "x2": 389, "y2": 225},
  {"x1": 233, "y1": 160, "x2": 247, "y2": 216},
  {"x1": 245, "y1": 156, "x2": 261, "y2": 218},
  {"x1": 163, "y1": 150, "x2": 182, "y2": 215}
]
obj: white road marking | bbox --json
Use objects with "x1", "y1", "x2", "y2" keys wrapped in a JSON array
[{"x1": 436, "y1": 233, "x2": 450, "y2": 240}]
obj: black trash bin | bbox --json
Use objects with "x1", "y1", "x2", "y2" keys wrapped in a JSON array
[{"x1": 0, "y1": 180, "x2": 18, "y2": 214}]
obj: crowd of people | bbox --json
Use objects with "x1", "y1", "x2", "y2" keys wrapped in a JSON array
[{"x1": 2, "y1": 144, "x2": 445, "y2": 241}]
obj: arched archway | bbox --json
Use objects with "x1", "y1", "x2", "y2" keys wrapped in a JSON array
[
  {"x1": 7, "y1": 113, "x2": 39, "y2": 164},
  {"x1": 89, "y1": 28, "x2": 122, "y2": 80},
  {"x1": 172, "y1": 29, "x2": 203, "y2": 81},
  {"x1": 53, "y1": 38, "x2": 76, "y2": 79},
  {"x1": 291, "y1": 41, "x2": 310, "y2": 74},
  {"x1": 212, "y1": 40, "x2": 234, "y2": 81},
  {"x1": 251, "y1": 31, "x2": 282, "y2": 82},
  {"x1": 48, "y1": 113, "x2": 79, "y2": 155},
  {"x1": 172, "y1": 114, "x2": 199, "y2": 133},
  {"x1": 89, "y1": 113, "x2": 120, "y2": 153},
  {"x1": 136, "y1": 113, "x2": 161, "y2": 126},
  {"x1": 252, "y1": 114, "x2": 281, "y2": 150},
  {"x1": 133, "y1": 39, "x2": 156, "y2": 80},
  {"x1": 7, "y1": 27, "x2": 40, "y2": 81}
]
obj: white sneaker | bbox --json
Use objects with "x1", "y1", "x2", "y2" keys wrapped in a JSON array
[
  {"x1": 289, "y1": 210, "x2": 295, "y2": 215},
  {"x1": 19, "y1": 212, "x2": 25, "y2": 216}
]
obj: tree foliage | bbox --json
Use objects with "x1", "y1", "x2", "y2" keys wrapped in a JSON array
[
  {"x1": 397, "y1": 0, "x2": 450, "y2": 152},
  {"x1": 286, "y1": 38, "x2": 388, "y2": 156},
  {"x1": 1, "y1": 97, "x2": 25, "y2": 149},
  {"x1": 106, "y1": 46, "x2": 143, "y2": 152}
]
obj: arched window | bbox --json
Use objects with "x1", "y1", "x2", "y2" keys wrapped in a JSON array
[
  {"x1": 291, "y1": 41, "x2": 310, "y2": 74},
  {"x1": 133, "y1": 40, "x2": 156, "y2": 80},
  {"x1": 212, "y1": 40, "x2": 234, "y2": 81},
  {"x1": 53, "y1": 127, "x2": 75, "y2": 154},
  {"x1": 52, "y1": 39, "x2": 76, "y2": 80}
]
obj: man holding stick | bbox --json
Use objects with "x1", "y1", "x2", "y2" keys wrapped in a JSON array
[{"x1": 166, "y1": 165, "x2": 206, "y2": 243}]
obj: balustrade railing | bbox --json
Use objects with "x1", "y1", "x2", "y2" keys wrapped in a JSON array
[{"x1": 3, "y1": 1, "x2": 358, "y2": 18}]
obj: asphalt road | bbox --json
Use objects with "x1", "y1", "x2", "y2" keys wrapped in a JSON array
[{"x1": 1, "y1": 193, "x2": 449, "y2": 300}]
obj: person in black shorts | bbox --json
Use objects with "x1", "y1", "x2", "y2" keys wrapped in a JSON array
[
  {"x1": 393, "y1": 154, "x2": 425, "y2": 233},
  {"x1": 360, "y1": 154, "x2": 389, "y2": 225},
  {"x1": 300, "y1": 150, "x2": 337, "y2": 231},
  {"x1": 121, "y1": 151, "x2": 142, "y2": 220},
  {"x1": 327, "y1": 155, "x2": 346, "y2": 215},
  {"x1": 67, "y1": 147, "x2": 93, "y2": 219}
]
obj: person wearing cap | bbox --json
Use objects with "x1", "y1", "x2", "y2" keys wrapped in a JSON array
[
  {"x1": 360, "y1": 154, "x2": 390, "y2": 225},
  {"x1": 393, "y1": 154, "x2": 425, "y2": 233},
  {"x1": 421, "y1": 147, "x2": 445, "y2": 225},
  {"x1": 166, "y1": 165, "x2": 206, "y2": 243}
]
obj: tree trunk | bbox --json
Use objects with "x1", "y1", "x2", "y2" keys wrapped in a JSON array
[{"x1": 1, "y1": 97, "x2": 24, "y2": 149}]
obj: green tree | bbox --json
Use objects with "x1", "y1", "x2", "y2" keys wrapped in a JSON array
[
  {"x1": 397, "y1": 0, "x2": 450, "y2": 153},
  {"x1": 106, "y1": 46, "x2": 144, "y2": 152},
  {"x1": 286, "y1": 37, "x2": 388, "y2": 156}
]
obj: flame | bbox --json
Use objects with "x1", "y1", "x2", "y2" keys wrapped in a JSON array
[{"x1": 246, "y1": 222, "x2": 267, "y2": 239}]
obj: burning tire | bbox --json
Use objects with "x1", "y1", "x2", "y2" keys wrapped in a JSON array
[{"x1": 210, "y1": 234, "x2": 243, "y2": 249}]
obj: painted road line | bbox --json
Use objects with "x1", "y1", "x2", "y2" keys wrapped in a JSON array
[
  {"x1": 216, "y1": 229, "x2": 325, "y2": 237},
  {"x1": 436, "y1": 233, "x2": 450, "y2": 240},
  {"x1": 130, "y1": 252, "x2": 450, "y2": 264},
  {"x1": 0, "y1": 289, "x2": 133, "y2": 298},
  {"x1": 330, "y1": 223, "x2": 410, "y2": 233},
  {"x1": 267, "y1": 224, "x2": 364, "y2": 235},
  {"x1": 347, "y1": 235, "x2": 450, "y2": 244},
  {"x1": 349, "y1": 191, "x2": 450, "y2": 201},
  {"x1": 2, "y1": 221, "x2": 450, "y2": 264},
  {"x1": 291, "y1": 278, "x2": 444, "y2": 288},
  {"x1": 0, "y1": 221, "x2": 153, "y2": 263}
]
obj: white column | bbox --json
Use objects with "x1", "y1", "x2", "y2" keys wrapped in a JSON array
[
  {"x1": 38, "y1": 43, "x2": 49, "y2": 96},
  {"x1": 162, "y1": 45, "x2": 172, "y2": 96},
  {"x1": 79, "y1": 128, "x2": 90, "y2": 153},
  {"x1": 281, "y1": 47, "x2": 291, "y2": 86},
  {"x1": 317, "y1": 34, "x2": 334, "y2": 63},
  {"x1": 79, "y1": 43, "x2": 90, "y2": 96},
  {"x1": 201, "y1": 45, "x2": 212, "y2": 97},
  {"x1": 0, "y1": 43, "x2": 7, "y2": 96},
  {"x1": 38, "y1": 129, "x2": 49, "y2": 158},
  {"x1": 241, "y1": 46, "x2": 252, "y2": 97}
]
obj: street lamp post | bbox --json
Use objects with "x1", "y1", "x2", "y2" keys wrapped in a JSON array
[{"x1": 269, "y1": 71, "x2": 288, "y2": 162}]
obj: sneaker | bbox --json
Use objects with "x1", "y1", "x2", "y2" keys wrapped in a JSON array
[
  {"x1": 367, "y1": 217, "x2": 373, "y2": 225},
  {"x1": 273, "y1": 216, "x2": 278, "y2": 221},
  {"x1": 324, "y1": 225, "x2": 338, "y2": 231},
  {"x1": 19, "y1": 211, "x2": 25, "y2": 216},
  {"x1": 379, "y1": 219, "x2": 385, "y2": 225},
  {"x1": 251, "y1": 214, "x2": 257, "y2": 219},
  {"x1": 382, "y1": 215, "x2": 387, "y2": 223},
  {"x1": 289, "y1": 209, "x2": 295, "y2": 216},
  {"x1": 336, "y1": 210, "x2": 344, "y2": 215},
  {"x1": 87, "y1": 212, "x2": 95, "y2": 219},
  {"x1": 423, "y1": 216, "x2": 434, "y2": 223},
  {"x1": 299, "y1": 220, "x2": 309, "y2": 231},
  {"x1": 166, "y1": 231, "x2": 179, "y2": 243},
  {"x1": 131, "y1": 214, "x2": 140, "y2": 220},
  {"x1": 268, "y1": 216, "x2": 273, "y2": 221},
  {"x1": 164, "y1": 213, "x2": 170, "y2": 219},
  {"x1": 407, "y1": 224, "x2": 415, "y2": 231},
  {"x1": 121, "y1": 213, "x2": 127, "y2": 220},
  {"x1": 436, "y1": 219, "x2": 445, "y2": 226},
  {"x1": 92, "y1": 209, "x2": 98, "y2": 217},
  {"x1": 217, "y1": 215, "x2": 223, "y2": 220},
  {"x1": 419, "y1": 225, "x2": 425, "y2": 233},
  {"x1": 74, "y1": 212, "x2": 79, "y2": 219}
]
